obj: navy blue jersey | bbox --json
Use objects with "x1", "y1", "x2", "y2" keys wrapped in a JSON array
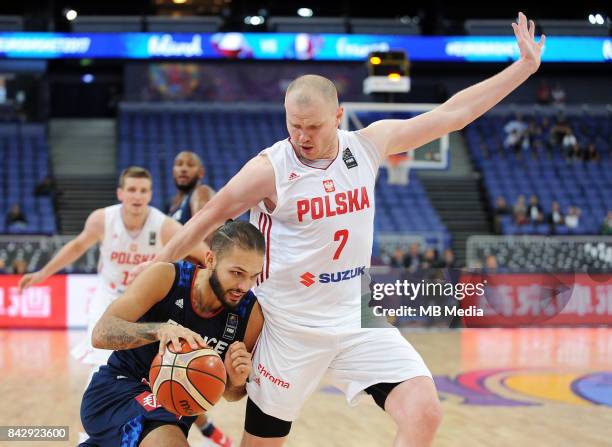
[
  {"x1": 169, "y1": 191, "x2": 193, "y2": 225},
  {"x1": 107, "y1": 260, "x2": 257, "y2": 380}
]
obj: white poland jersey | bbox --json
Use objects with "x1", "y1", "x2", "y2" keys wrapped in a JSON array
[
  {"x1": 98, "y1": 204, "x2": 166, "y2": 295},
  {"x1": 250, "y1": 129, "x2": 381, "y2": 327}
]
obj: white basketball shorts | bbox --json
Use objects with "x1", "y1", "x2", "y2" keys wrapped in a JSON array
[{"x1": 245, "y1": 320, "x2": 432, "y2": 422}]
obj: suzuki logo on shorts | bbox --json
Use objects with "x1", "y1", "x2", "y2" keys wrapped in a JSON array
[
  {"x1": 300, "y1": 272, "x2": 315, "y2": 287},
  {"x1": 300, "y1": 266, "x2": 366, "y2": 287}
]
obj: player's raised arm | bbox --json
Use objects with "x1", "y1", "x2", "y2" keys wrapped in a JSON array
[
  {"x1": 154, "y1": 154, "x2": 276, "y2": 263},
  {"x1": 160, "y1": 216, "x2": 209, "y2": 264},
  {"x1": 360, "y1": 12, "x2": 545, "y2": 157},
  {"x1": 18, "y1": 208, "x2": 104, "y2": 291},
  {"x1": 92, "y1": 262, "x2": 207, "y2": 353}
]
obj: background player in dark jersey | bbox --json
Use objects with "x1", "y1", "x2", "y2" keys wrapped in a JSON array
[
  {"x1": 169, "y1": 151, "x2": 215, "y2": 225},
  {"x1": 79, "y1": 221, "x2": 265, "y2": 447},
  {"x1": 169, "y1": 150, "x2": 232, "y2": 446}
]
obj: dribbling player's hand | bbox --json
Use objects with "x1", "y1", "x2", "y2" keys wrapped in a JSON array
[
  {"x1": 156, "y1": 323, "x2": 209, "y2": 355},
  {"x1": 18, "y1": 271, "x2": 46, "y2": 292},
  {"x1": 224, "y1": 341, "x2": 252, "y2": 387},
  {"x1": 127, "y1": 261, "x2": 154, "y2": 285}
]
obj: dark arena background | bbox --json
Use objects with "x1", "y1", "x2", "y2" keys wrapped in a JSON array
[{"x1": 0, "y1": 1, "x2": 610, "y2": 446}]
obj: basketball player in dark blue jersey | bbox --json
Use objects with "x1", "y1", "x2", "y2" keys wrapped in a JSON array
[
  {"x1": 169, "y1": 151, "x2": 215, "y2": 225},
  {"x1": 79, "y1": 221, "x2": 265, "y2": 447},
  {"x1": 169, "y1": 150, "x2": 232, "y2": 446}
]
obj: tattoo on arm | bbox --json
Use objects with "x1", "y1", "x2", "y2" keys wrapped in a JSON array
[{"x1": 95, "y1": 316, "x2": 163, "y2": 350}]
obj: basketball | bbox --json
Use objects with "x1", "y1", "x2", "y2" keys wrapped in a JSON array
[{"x1": 149, "y1": 340, "x2": 227, "y2": 417}]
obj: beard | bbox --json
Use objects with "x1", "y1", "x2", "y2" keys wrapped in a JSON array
[
  {"x1": 208, "y1": 268, "x2": 244, "y2": 310},
  {"x1": 174, "y1": 176, "x2": 199, "y2": 193}
]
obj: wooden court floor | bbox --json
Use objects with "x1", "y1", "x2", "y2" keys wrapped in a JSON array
[{"x1": 0, "y1": 328, "x2": 611, "y2": 447}]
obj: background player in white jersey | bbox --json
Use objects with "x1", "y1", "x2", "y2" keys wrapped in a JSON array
[
  {"x1": 19, "y1": 166, "x2": 207, "y2": 366},
  {"x1": 134, "y1": 13, "x2": 544, "y2": 447}
]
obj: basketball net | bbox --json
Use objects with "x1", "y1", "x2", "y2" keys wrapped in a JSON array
[{"x1": 384, "y1": 152, "x2": 412, "y2": 185}]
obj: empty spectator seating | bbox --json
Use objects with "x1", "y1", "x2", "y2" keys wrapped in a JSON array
[{"x1": 0, "y1": 123, "x2": 56, "y2": 235}]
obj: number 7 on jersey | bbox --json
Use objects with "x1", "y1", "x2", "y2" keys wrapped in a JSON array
[{"x1": 333, "y1": 229, "x2": 349, "y2": 260}]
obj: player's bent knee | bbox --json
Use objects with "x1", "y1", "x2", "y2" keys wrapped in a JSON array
[
  {"x1": 419, "y1": 395, "x2": 443, "y2": 430},
  {"x1": 386, "y1": 377, "x2": 442, "y2": 429},
  {"x1": 139, "y1": 422, "x2": 189, "y2": 447}
]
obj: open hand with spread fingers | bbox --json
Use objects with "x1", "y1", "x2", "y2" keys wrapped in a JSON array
[{"x1": 512, "y1": 12, "x2": 546, "y2": 74}]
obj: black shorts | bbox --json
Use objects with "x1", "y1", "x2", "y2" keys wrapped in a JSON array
[
  {"x1": 244, "y1": 397, "x2": 293, "y2": 438},
  {"x1": 244, "y1": 381, "x2": 401, "y2": 438},
  {"x1": 364, "y1": 381, "x2": 402, "y2": 410}
]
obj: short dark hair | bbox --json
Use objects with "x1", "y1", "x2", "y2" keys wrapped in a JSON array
[
  {"x1": 118, "y1": 166, "x2": 152, "y2": 188},
  {"x1": 210, "y1": 220, "x2": 265, "y2": 259}
]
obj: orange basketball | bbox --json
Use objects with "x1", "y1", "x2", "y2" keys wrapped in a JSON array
[{"x1": 149, "y1": 340, "x2": 227, "y2": 416}]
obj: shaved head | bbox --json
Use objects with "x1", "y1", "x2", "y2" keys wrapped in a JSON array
[
  {"x1": 284, "y1": 74, "x2": 344, "y2": 161},
  {"x1": 285, "y1": 74, "x2": 339, "y2": 111},
  {"x1": 174, "y1": 151, "x2": 202, "y2": 167}
]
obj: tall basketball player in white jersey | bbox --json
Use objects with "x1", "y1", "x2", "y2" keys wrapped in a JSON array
[
  {"x1": 138, "y1": 13, "x2": 544, "y2": 446},
  {"x1": 19, "y1": 166, "x2": 207, "y2": 366}
]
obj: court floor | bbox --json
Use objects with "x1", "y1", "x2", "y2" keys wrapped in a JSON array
[{"x1": 0, "y1": 328, "x2": 611, "y2": 446}]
